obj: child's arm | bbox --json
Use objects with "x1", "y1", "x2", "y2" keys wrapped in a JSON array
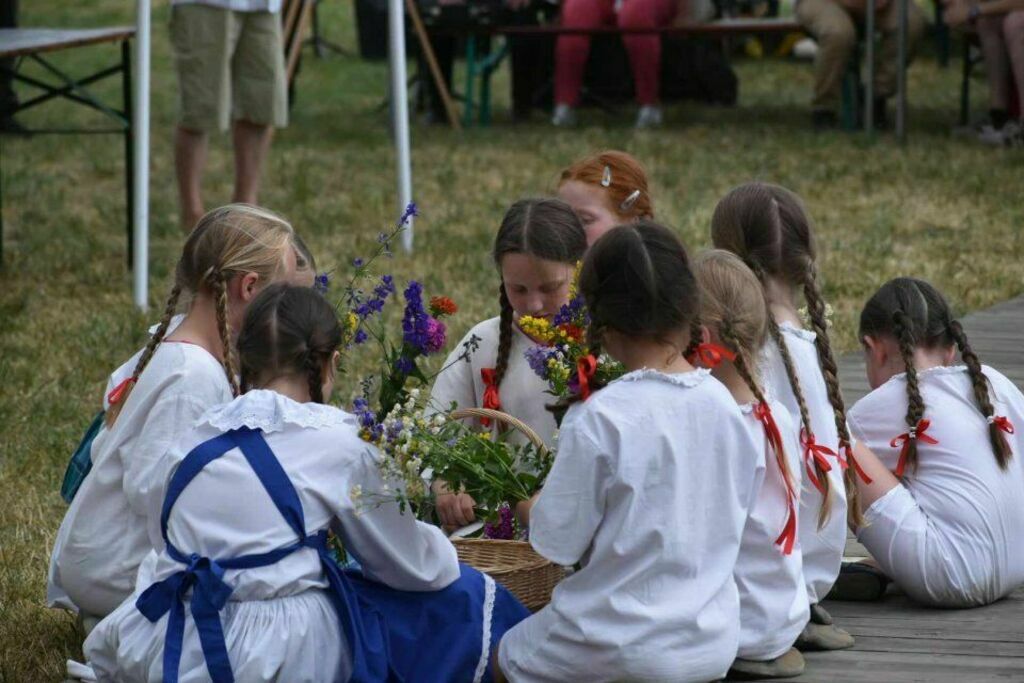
[{"x1": 333, "y1": 447, "x2": 460, "y2": 592}]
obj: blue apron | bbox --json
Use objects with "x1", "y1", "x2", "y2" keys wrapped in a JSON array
[{"x1": 135, "y1": 426, "x2": 529, "y2": 683}]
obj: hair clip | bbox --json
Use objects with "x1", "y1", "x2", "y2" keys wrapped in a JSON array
[
  {"x1": 908, "y1": 428, "x2": 917, "y2": 439},
  {"x1": 619, "y1": 190, "x2": 641, "y2": 212},
  {"x1": 601, "y1": 166, "x2": 612, "y2": 188}
]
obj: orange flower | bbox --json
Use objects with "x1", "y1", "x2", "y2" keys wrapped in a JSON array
[{"x1": 429, "y1": 296, "x2": 458, "y2": 317}]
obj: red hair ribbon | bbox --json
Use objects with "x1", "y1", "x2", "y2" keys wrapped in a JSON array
[
  {"x1": 990, "y1": 415, "x2": 1015, "y2": 435},
  {"x1": 755, "y1": 402, "x2": 797, "y2": 555},
  {"x1": 889, "y1": 418, "x2": 939, "y2": 478},
  {"x1": 480, "y1": 368, "x2": 502, "y2": 427},
  {"x1": 687, "y1": 342, "x2": 737, "y2": 369},
  {"x1": 839, "y1": 441, "x2": 873, "y2": 485},
  {"x1": 107, "y1": 377, "x2": 137, "y2": 407},
  {"x1": 576, "y1": 354, "x2": 598, "y2": 401},
  {"x1": 801, "y1": 429, "x2": 837, "y2": 495}
]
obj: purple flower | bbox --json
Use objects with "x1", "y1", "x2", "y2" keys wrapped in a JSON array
[
  {"x1": 353, "y1": 329, "x2": 368, "y2": 345},
  {"x1": 314, "y1": 272, "x2": 330, "y2": 295},
  {"x1": 524, "y1": 345, "x2": 553, "y2": 379},
  {"x1": 400, "y1": 202, "x2": 418, "y2": 226},
  {"x1": 353, "y1": 397, "x2": 382, "y2": 440},
  {"x1": 424, "y1": 318, "x2": 447, "y2": 353},
  {"x1": 354, "y1": 275, "x2": 395, "y2": 320},
  {"x1": 401, "y1": 281, "x2": 431, "y2": 354},
  {"x1": 395, "y1": 356, "x2": 415, "y2": 375},
  {"x1": 483, "y1": 504, "x2": 516, "y2": 540},
  {"x1": 353, "y1": 257, "x2": 365, "y2": 268},
  {"x1": 553, "y1": 295, "x2": 589, "y2": 328}
]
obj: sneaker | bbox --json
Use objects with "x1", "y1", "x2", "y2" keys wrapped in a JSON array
[
  {"x1": 827, "y1": 561, "x2": 890, "y2": 601},
  {"x1": 979, "y1": 120, "x2": 1022, "y2": 146},
  {"x1": 635, "y1": 105, "x2": 663, "y2": 129},
  {"x1": 795, "y1": 604, "x2": 856, "y2": 651},
  {"x1": 551, "y1": 103, "x2": 576, "y2": 128},
  {"x1": 729, "y1": 648, "x2": 806, "y2": 679}
]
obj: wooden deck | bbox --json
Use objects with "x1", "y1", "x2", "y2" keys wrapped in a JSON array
[{"x1": 789, "y1": 296, "x2": 1024, "y2": 682}]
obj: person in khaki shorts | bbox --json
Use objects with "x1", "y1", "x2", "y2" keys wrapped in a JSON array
[
  {"x1": 796, "y1": 0, "x2": 925, "y2": 129},
  {"x1": 171, "y1": 0, "x2": 288, "y2": 231}
]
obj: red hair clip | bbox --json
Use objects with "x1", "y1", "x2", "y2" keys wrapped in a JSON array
[
  {"x1": 687, "y1": 342, "x2": 736, "y2": 369},
  {"x1": 480, "y1": 368, "x2": 502, "y2": 427},
  {"x1": 989, "y1": 415, "x2": 1015, "y2": 435},
  {"x1": 107, "y1": 377, "x2": 137, "y2": 407},
  {"x1": 889, "y1": 418, "x2": 939, "y2": 478}
]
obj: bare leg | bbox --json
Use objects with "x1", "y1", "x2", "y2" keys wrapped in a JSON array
[
  {"x1": 231, "y1": 119, "x2": 274, "y2": 205},
  {"x1": 1004, "y1": 11, "x2": 1024, "y2": 117},
  {"x1": 175, "y1": 125, "x2": 209, "y2": 232},
  {"x1": 978, "y1": 14, "x2": 1012, "y2": 111}
]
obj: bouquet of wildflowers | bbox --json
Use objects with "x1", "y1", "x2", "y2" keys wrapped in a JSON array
[
  {"x1": 353, "y1": 390, "x2": 550, "y2": 538},
  {"x1": 520, "y1": 292, "x2": 624, "y2": 408}
]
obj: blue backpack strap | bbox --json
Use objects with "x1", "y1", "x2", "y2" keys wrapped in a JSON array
[
  {"x1": 61, "y1": 410, "x2": 105, "y2": 503},
  {"x1": 231, "y1": 427, "x2": 398, "y2": 683}
]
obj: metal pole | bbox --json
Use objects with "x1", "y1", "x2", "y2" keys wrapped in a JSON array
[
  {"x1": 133, "y1": 0, "x2": 150, "y2": 310},
  {"x1": 895, "y1": 0, "x2": 907, "y2": 141},
  {"x1": 388, "y1": 0, "x2": 414, "y2": 252},
  {"x1": 864, "y1": 0, "x2": 875, "y2": 136}
]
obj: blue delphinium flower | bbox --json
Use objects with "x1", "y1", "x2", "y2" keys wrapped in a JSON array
[
  {"x1": 314, "y1": 272, "x2": 330, "y2": 295},
  {"x1": 400, "y1": 202, "x2": 418, "y2": 226},
  {"x1": 524, "y1": 345, "x2": 553, "y2": 379},
  {"x1": 353, "y1": 396, "x2": 382, "y2": 441},
  {"x1": 353, "y1": 329, "x2": 369, "y2": 345},
  {"x1": 395, "y1": 356, "x2": 415, "y2": 375},
  {"x1": 401, "y1": 281, "x2": 430, "y2": 354}
]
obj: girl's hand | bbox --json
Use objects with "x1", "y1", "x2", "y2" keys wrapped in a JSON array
[{"x1": 432, "y1": 479, "x2": 478, "y2": 528}]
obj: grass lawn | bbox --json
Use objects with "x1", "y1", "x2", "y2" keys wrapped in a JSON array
[{"x1": 1, "y1": 0, "x2": 1022, "y2": 679}]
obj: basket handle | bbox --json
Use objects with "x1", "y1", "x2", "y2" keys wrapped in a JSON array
[{"x1": 449, "y1": 407, "x2": 550, "y2": 459}]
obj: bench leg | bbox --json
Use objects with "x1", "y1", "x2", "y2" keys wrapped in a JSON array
[
  {"x1": 463, "y1": 36, "x2": 476, "y2": 129},
  {"x1": 960, "y1": 36, "x2": 971, "y2": 126},
  {"x1": 122, "y1": 40, "x2": 134, "y2": 271}
]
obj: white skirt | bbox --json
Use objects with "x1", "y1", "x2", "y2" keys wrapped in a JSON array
[{"x1": 85, "y1": 588, "x2": 348, "y2": 682}]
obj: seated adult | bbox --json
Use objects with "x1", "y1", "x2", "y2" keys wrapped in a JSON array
[
  {"x1": 551, "y1": 0, "x2": 711, "y2": 128},
  {"x1": 945, "y1": 0, "x2": 1024, "y2": 145},
  {"x1": 795, "y1": 0, "x2": 926, "y2": 128}
]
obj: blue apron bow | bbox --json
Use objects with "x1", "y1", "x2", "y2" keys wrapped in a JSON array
[{"x1": 136, "y1": 426, "x2": 398, "y2": 683}]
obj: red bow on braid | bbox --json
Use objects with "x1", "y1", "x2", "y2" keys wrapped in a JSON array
[
  {"x1": 838, "y1": 440, "x2": 873, "y2": 485},
  {"x1": 576, "y1": 354, "x2": 598, "y2": 401},
  {"x1": 479, "y1": 368, "x2": 502, "y2": 427},
  {"x1": 801, "y1": 429, "x2": 837, "y2": 495},
  {"x1": 686, "y1": 342, "x2": 737, "y2": 369},
  {"x1": 754, "y1": 402, "x2": 797, "y2": 555},
  {"x1": 107, "y1": 377, "x2": 137, "y2": 407},
  {"x1": 889, "y1": 418, "x2": 939, "y2": 478},
  {"x1": 989, "y1": 415, "x2": 1015, "y2": 435}
]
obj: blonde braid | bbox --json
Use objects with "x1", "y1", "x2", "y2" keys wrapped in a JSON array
[{"x1": 209, "y1": 270, "x2": 241, "y2": 397}]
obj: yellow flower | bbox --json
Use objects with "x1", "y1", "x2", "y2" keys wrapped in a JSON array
[
  {"x1": 518, "y1": 315, "x2": 554, "y2": 343},
  {"x1": 568, "y1": 261, "x2": 583, "y2": 299}
]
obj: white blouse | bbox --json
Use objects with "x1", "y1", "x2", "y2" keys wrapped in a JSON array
[
  {"x1": 761, "y1": 322, "x2": 847, "y2": 603},
  {"x1": 735, "y1": 400, "x2": 809, "y2": 660},
  {"x1": 85, "y1": 390, "x2": 460, "y2": 682},
  {"x1": 499, "y1": 369, "x2": 763, "y2": 682},
  {"x1": 429, "y1": 317, "x2": 558, "y2": 449},
  {"x1": 848, "y1": 365, "x2": 1024, "y2": 605},
  {"x1": 48, "y1": 342, "x2": 233, "y2": 617}
]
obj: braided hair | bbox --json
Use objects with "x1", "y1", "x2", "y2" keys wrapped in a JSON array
[
  {"x1": 860, "y1": 277, "x2": 1012, "y2": 472},
  {"x1": 238, "y1": 283, "x2": 343, "y2": 403}
]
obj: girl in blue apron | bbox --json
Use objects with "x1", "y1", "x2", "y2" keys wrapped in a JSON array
[{"x1": 84, "y1": 283, "x2": 528, "y2": 682}]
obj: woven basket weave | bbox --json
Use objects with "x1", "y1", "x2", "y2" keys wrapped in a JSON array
[{"x1": 448, "y1": 407, "x2": 562, "y2": 611}]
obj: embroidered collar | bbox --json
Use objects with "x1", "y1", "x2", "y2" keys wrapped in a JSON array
[
  {"x1": 878, "y1": 364, "x2": 968, "y2": 391},
  {"x1": 777, "y1": 321, "x2": 817, "y2": 343},
  {"x1": 201, "y1": 389, "x2": 355, "y2": 434}
]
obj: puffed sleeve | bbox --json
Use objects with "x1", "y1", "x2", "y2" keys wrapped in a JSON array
[
  {"x1": 528, "y1": 410, "x2": 610, "y2": 567},
  {"x1": 331, "y1": 442, "x2": 460, "y2": 592}
]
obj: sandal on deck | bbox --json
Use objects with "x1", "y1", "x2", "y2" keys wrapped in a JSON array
[{"x1": 827, "y1": 561, "x2": 891, "y2": 602}]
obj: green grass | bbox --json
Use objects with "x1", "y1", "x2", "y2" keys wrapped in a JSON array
[{"x1": 2, "y1": 0, "x2": 1023, "y2": 679}]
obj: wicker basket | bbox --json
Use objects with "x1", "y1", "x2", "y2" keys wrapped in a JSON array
[{"x1": 448, "y1": 407, "x2": 562, "y2": 611}]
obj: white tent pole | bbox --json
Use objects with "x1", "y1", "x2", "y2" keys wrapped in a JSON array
[
  {"x1": 133, "y1": 0, "x2": 151, "y2": 310},
  {"x1": 388, "y1": 0, "x2": 414, "y2": 252}
]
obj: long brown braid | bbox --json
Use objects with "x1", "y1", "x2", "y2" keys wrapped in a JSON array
[
  {"x1": 208, "y1": 269, "x2": 241, "y2": 397},
  {"x1": 492, "y1": 284, "x2": 516, "y2": 389},
  {"x1": 892, "y1": 310, "x2": 926, "y2": 474},
  {"x1": 683, "y1": 317, "x2": 703, "y2": 361},
  {"x1": 105, "y1": 284, "x2": 183, "y2": 427},
  {"x1": 802, "y1": 260, "x2": 864, "y2": 527},
  {"x1": 949, "y1": 320, "x2": 1013, "y2": 469}
]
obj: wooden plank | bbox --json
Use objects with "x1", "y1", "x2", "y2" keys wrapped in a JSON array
[
  {"x1": 848, "y1": 635, "x2": 1024, "y2": 657},
  {"x1": 0, "y1": 28, "x2": 135, "y2": 58},
  {"x1": 797, "y1": 650, "x2": 1024, "y2": 682},
  {"x1": 497, "y1": 19, "x2": 803, "y2": 36},
  {"x1": 837, "y1": 618, "x2": 1024, "y2": 642}
]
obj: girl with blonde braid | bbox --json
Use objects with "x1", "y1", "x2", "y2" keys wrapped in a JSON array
[
  {"x1": 428, "y1": 198, "x2": 586, "y2": 529},
  {"x1": 844, "y1": 277, "x2": 1024, "y2": 607},
  {"x1": 48, "y1": 205, "x2": 300, "y2": 622},
  {"x1": 711, "y1": 182, "x2": 870, "y2": 651},
  {"x1": 693, "y1": 250, "x2": 809, "y2": 679}
]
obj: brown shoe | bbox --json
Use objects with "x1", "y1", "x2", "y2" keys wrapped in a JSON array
[
  {"x1": 795, "y1": 621, "x2": 855, "y2": 651},
  {"x1": 729, "y1": 648, "x2": 806, "y2": 679}
]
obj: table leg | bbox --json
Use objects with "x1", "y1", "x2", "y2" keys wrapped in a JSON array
[
  {"x1": 122, "y1": 40, "x2": 135, "y2": 270},
  {"x1": 463, "y1": 35, "x2": 476, "y2": 129},
  {"x1": 895, "y1": 0, "x2": 907, "y2": 141}
]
